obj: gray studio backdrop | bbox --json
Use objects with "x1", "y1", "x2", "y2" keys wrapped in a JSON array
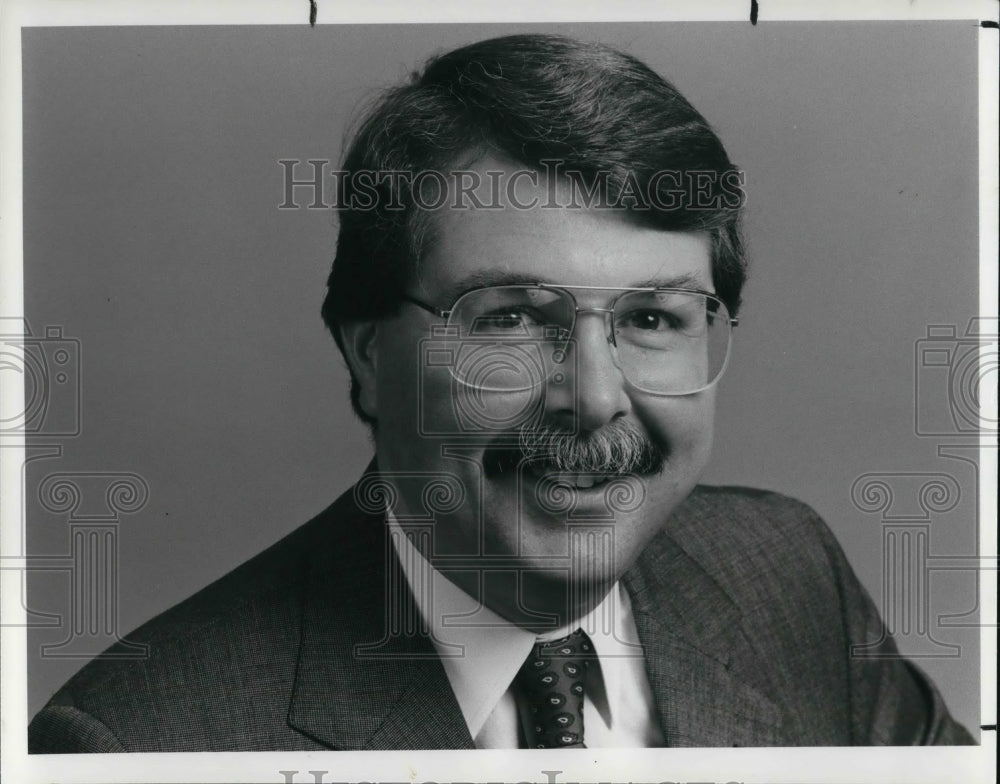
[{"x1": 22, "y1": 22, "x2": 981, "y2": 734}]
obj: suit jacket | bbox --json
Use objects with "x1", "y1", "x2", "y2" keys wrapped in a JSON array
[{"x1": 28, "y1": 482, "x2": 975, "y2": 751}]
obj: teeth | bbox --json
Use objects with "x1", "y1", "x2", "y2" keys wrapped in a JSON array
[{"x1": 523, "y1": 463, "x2": 613, "y2": 489}]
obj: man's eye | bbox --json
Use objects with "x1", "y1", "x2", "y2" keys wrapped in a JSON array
[
  {"x1": 472, "y1": 309, "x2": 541, "y2": 334},
  {"x1": 488, "y1": 312, "x2": 526, "y2": 329},
  {"x1": 619, "y1": 310, "x2": 681, "y2": 331}
]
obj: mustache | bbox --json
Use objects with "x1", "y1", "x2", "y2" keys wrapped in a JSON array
[{"x1": 512, "y1": 418, "x2": 666, "y2": 475}]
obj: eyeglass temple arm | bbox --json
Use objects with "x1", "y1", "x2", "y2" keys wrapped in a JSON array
[{"x1": 402, "y1": 294, "x2": 449, "y2": 319}]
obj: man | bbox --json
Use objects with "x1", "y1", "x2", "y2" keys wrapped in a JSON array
[{"x1": 29, "y1": 33, "x2": 973, "y2": 751}]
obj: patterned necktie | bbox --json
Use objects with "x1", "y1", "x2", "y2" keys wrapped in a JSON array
[{"x1": 515, "y1": 628, "x2": 595, "y2": 748}]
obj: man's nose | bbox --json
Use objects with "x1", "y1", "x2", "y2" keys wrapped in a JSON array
[{"x1": 545, "y1": 311, "x2": 631, "y2": 432}]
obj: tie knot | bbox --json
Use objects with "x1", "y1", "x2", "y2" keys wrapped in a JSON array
[
  {"x1": 533, "y1": 628, "x2": 594, "y2": 660},
  {"x1": 516, "y1": 629, "x2": 594, "y2": 748}
]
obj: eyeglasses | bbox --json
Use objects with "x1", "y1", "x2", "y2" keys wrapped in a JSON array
[{"x1": 405, "y1": 283, "x2": 738, "y2": 396}]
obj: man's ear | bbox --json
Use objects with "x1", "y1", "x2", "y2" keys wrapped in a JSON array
[{"x1": 337, "y1": 320, "x2": 380, "y2": 420}]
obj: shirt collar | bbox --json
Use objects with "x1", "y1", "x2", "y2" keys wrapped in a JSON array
[{"x1": 387, "y1": 512, "x2": 632, "y2": 738}]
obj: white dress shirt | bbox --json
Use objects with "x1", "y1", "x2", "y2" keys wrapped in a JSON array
[{"x1": 388, "y1": 515, "x2": 665, "y2": 748}]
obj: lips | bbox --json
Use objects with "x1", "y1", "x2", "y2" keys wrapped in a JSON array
[
  {"x1": 482, "y1": 448, "x2": 627, "y2": 493},
  {"x1": 553, "y1": 473, "x2": 611, "y2": 489}
]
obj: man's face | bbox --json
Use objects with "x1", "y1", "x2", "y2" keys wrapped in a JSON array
[{"x1": 367, "y1": 157, "x2": 717, "y2": 627}]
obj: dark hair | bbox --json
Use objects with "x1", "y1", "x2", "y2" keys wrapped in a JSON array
[{"x1": 321, "y1": 34, "x2": 747, "y2": 424}]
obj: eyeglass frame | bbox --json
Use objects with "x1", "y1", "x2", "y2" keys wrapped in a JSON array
[
  {"x1": 401, "y1": 282, "x2": 739, "y2": 395},
  {"x1": 403, "y1": 282, "x2": 739, "y2": 340}
]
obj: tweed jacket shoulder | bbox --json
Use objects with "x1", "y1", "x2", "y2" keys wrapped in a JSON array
[{"x1": 28, "y1": 484, "x2": 975, "y2": 751}]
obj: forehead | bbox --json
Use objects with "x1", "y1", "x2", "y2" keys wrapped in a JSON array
[{"x1": 414, "y1": 156, "x2": 713, "y2": 300}]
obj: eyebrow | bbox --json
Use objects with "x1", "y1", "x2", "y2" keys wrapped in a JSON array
[
  {"x1": 630, "y1": 273, "x2": 710, "y2": 290},
  {"x1": 438, "y1": 270, "x2": 712, "y2": 303},
  {"x1": 439, "y1": 270, "x2": 539, "y2": 301}
]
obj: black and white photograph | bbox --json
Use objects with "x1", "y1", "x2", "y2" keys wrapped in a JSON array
[{"x1": 1, "y1": 2, "x2": 996, "y2": 783}]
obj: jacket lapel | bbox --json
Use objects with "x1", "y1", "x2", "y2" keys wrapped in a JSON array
[
  {"x1": 287, "y1": 493, "x2": 474, "y2": 750},
  {"x1": 623, "y1": 492, "x2": 790, "y2": 747}
]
